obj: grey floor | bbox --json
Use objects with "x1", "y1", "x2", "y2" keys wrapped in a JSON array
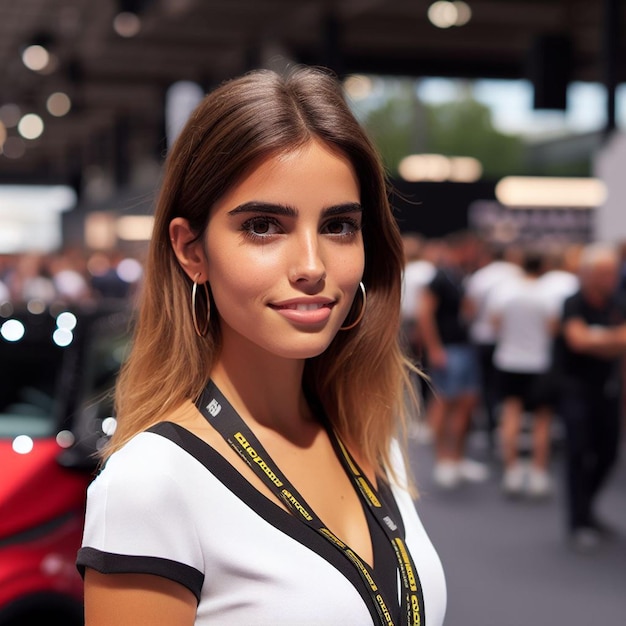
[{"x1": 409, "y1": 428, "x2": 626, "y2": 626}]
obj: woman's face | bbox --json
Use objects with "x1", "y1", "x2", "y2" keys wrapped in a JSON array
[{"x1": 203, "y1": 139, "x2": 365, "y2": 360}]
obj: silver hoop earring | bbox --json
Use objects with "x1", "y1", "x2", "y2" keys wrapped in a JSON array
[
  {"x1": 340, "y1": 282, "x2": 366, "y2": 331},
  {"x1": 191, "y1": 275, "x2": 211, "y2": 337}
]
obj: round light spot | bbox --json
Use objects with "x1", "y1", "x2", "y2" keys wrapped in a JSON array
[
  {"x1": 18, "y1": 114, "x2": 44, "y2": 140},
  {"x1": 2, "y1": 136, "x2": 26, "y2": 159},
  {"x1": 46, "y1": 92, "x2": 72, "y2": 117},
  {"x1": 102, "y1": 417, "x2": 118, "y2": 436},
  {"x1": 27, "y1": 299, "x2": 46, "y2": 314},
  {"x1": 454, "y1": 1, "x2": 472, "y2": 26},
  {"x1": 427, "y1": 1, "x2": 458, "y2": 28},
  {"x1": 56, "y1": 311, "x2": 77, "y2": 330},
  {"x1": 113, "y1": 12, "x2": 141, "y2": 37},
  {"x1": 56, "y1": 430, "x2": 75, "y2": 448},
  {"x1": 0, "y1": 104, "x2": 21, "y2": 128},
  {"x1": 116, "y1": 257, "x2": 143, "y2": 283},
  {"x1": 343, "y1": 75, "x2": 374, "y2": 100},
  {"x1": 1, "y1": 319, "x2": 25, "y2": 342},
  {"x1": 53, "y1": 328, "x2": 73, "y2": 347},
  {"x1": 13, "y1": 435, "x2": 34, "y2": 454},
  {"x1": 22, "y1": 45, "x2": 50, "y2": 71}
]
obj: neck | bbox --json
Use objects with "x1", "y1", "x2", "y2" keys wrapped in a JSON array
[{"x1": 210, "y1": 336, "x2": 314, "y2": 439}]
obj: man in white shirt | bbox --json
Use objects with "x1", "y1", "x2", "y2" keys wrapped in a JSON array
[
  {"x1": 489, "y1": 250, "x2": 558, "y2": 498},
  {"x1": 465, "y1": 244, "x2": 522, "y2": 453}
]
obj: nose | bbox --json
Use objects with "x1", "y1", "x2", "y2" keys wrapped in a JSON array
[{"x1": 289, "y1": 230, "x2": 326, "y2": 286}]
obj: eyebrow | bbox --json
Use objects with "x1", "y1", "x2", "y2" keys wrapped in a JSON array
[{"x1": 228, "y1": 201, "x2": 363, "y2": 218}]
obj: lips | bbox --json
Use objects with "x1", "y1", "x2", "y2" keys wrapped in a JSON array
[
  {"x1": 268, "y1": 298, "x2": 335, "y2": 325},
  {"x1": 269, "y1": 298, "x2": 335, "y2": 310}
]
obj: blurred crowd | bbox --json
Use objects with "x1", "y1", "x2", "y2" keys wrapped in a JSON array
[
  {"x1": 0, "y1": 249, "x2": 143, "y2": 310},
  {"x1": 401, "y1": 231, "x2": 626, "y2": 552}
]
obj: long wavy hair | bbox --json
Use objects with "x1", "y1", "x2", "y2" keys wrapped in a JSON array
[{"x1": 107, "y1": 66, "x2": 417, "y2": 482}]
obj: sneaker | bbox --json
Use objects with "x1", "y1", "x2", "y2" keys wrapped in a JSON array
[
  {"x1": 458, "y1": 458, "x2": 489, "y2": 483},
  {"x1": 408, "y1": 420, "x2": 433, "y2": 445},
  {"x1": 433, "y1": 461, "x2": 461, "y2": 489},
  {"x1": 502, "y1": 463, "x2": 526, "y2": 496},
  {"x1": 590, "y1": 516, "x2": 620, "y2": 540},
  {"x1": 570, "y1": 527, "x2": 602, "y2": 553},
  {"x1": 526, "y1": 467, "x2": 552, "y2": 498}
]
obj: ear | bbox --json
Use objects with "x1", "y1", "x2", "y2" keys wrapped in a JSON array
[{"x1": 169, "y1": 217, "x2": 209, "y2": 282}]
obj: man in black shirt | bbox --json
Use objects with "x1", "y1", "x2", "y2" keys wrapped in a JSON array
[
  {"x1": 558, "y1": 243, "x2": 626, "y2": 550},
  {"x1": 419, "y1": 232, "x2": 486, "y2": 488}
]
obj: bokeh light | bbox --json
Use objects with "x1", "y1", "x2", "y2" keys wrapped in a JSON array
[
  {"x1": 56, "y1": 311, "x2": 78, "y2": 330},
  {"x1": 1, "y1": 319, "x2": 25, "y2": 342},
  {"x1": 12, "y1": 435, "x2": 34, "y2": 454},
  {"x1": 18, "y1": 114, "x2": 44, "y2": 140},
  {"x1": 21, "y1": 44, "x2": 50, "y2": 71},
  {"x1": 46, "y1": 92, "x2": 72, "y2": 117},
  {"x1": 52, "y1": 328, "x2": 74, "y2": 347},
  {"x1": 113, "y1": 12, "x2": 141, "y2": 37}
]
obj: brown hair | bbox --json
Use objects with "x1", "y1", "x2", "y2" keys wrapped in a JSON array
[{"x1": 107, "y1": 67, "x2": 416, "y2": 483}]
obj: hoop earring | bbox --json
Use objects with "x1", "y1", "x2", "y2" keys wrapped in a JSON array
[
  {"x1": 340, "y1": 281, "x2": 366, "y2": 331},
  {"x1": 191, "y1": 275, "x2": 211, "y2": 337}
]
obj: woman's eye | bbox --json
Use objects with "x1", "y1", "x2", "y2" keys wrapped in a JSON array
[
  {"x1": 241, "y1": 217, "x2": 281, "y2": 238},
  {"x1": 325, "y1": 218, "x2": 360, "y2": 236}
]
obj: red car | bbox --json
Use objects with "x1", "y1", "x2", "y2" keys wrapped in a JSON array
[{"x1": 0, "y1": 304, "x2": 129, "y2": 626}]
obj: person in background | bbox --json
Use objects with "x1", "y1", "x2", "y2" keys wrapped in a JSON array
[
  {"x1": 6, "y1": 254, "x2": 56, "y2": 304},
  {"x1": 400, "y1": 233, "x2": 437, "y2": 441},
  {"x1": 536, "y1": 244, "x2": 580, "y2": 313},
  {"x1": 465, "y1": 241, "x2": 522, "y2": 454},
  {"x1": 50, "y1": 249, "x2": 92, "y2": 304},
  {"x1": 419, "y1": 231, "x2": 487, "y2": 488},
  {"x1": 400, "y1": 232, "x2": 436, "y2": 361},
  {"x1": 488, "y1": 249, "x2": 558, "y2": 498},
  {"x1": 556, "y1": 242, "x2": 626, "y2": 551}
]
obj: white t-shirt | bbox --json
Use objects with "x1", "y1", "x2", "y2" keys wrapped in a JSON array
[
  {"x1": 401, "y1": 260, "x2": 436, "y2": 322},
  {"x1": 78, "y1": 423, "x2": 447, "y2": 626},
  {"x1": 536, "y1": 270, "x2": 579, "y2": 318},
  {"x1": 489, "y1": 277, "x2": 556, "y2": 373},
  {"x1": 465, "y1": 261, "x2": 523, "y2": 345}
]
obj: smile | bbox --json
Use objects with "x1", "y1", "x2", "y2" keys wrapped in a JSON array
[
  {"x1": 276, "y1": 303, "x2": 330, "y2": 311},
  {"x1": 269, "y1": 299, "x2": 335, "y2": 325}
]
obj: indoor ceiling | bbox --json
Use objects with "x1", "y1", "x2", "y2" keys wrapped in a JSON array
[{"x1": 0, "y1": 0, "x2": 624, "y2": 189}]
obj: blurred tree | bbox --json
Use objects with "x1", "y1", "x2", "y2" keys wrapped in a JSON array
[
  {"x1": 361, "y1": 81, "x2": 592, "y2": 179},
  {"x1": 362, "y1": 84, "x2": 526, "y2": 179},
  {"x1": 423, "y1": 98, "x2": 525, "y2": 178},
  {"x1": 362, "y1": 83, "x2": 427, "y2": 175}
]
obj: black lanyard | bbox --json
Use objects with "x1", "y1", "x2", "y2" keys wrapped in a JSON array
[{"x1": 196, "y1": 380, "x2": 425, "y2": 626}]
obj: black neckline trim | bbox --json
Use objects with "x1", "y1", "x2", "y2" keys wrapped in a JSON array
[{"x1": 148, "y1": 421, "x2": 401, "y2": 617}]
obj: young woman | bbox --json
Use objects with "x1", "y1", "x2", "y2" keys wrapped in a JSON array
[{"x1": 77, "y1": 67, "x2": 446, "y2": 626}]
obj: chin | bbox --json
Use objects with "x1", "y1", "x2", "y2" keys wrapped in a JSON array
[{"x1": 267, "y1": 335, "x2": 337, "y2": 360}]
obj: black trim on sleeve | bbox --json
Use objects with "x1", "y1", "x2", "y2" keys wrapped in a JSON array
[
  {"x1": 76, "y1": 547, "x2": 204, "y2": 603},
  {"x1": 147, "y1": 421, "x2": 385, "y2": 617}
]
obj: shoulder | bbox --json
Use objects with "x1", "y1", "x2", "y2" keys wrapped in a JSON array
[
  {"x1": 562, "y1": 290, "x2": 584, "y2": 315},
  {"x1": 100, "y1": 428, "x2": 184, "y2": 475},
  {"x1": 89, "y1": 427, "x2": 202, "y2": 512}
]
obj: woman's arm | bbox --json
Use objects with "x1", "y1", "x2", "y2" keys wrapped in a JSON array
[{"x1": 84, "y1": 569, "x2": 197, "y2": 626}]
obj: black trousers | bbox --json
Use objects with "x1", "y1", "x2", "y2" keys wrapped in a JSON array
[
  {"x1": 477, "y1": 343, "x2": 498, "y2": 450},
  {"x1": 560, "y1": 381, "x2": 621, "y2": 531}
]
